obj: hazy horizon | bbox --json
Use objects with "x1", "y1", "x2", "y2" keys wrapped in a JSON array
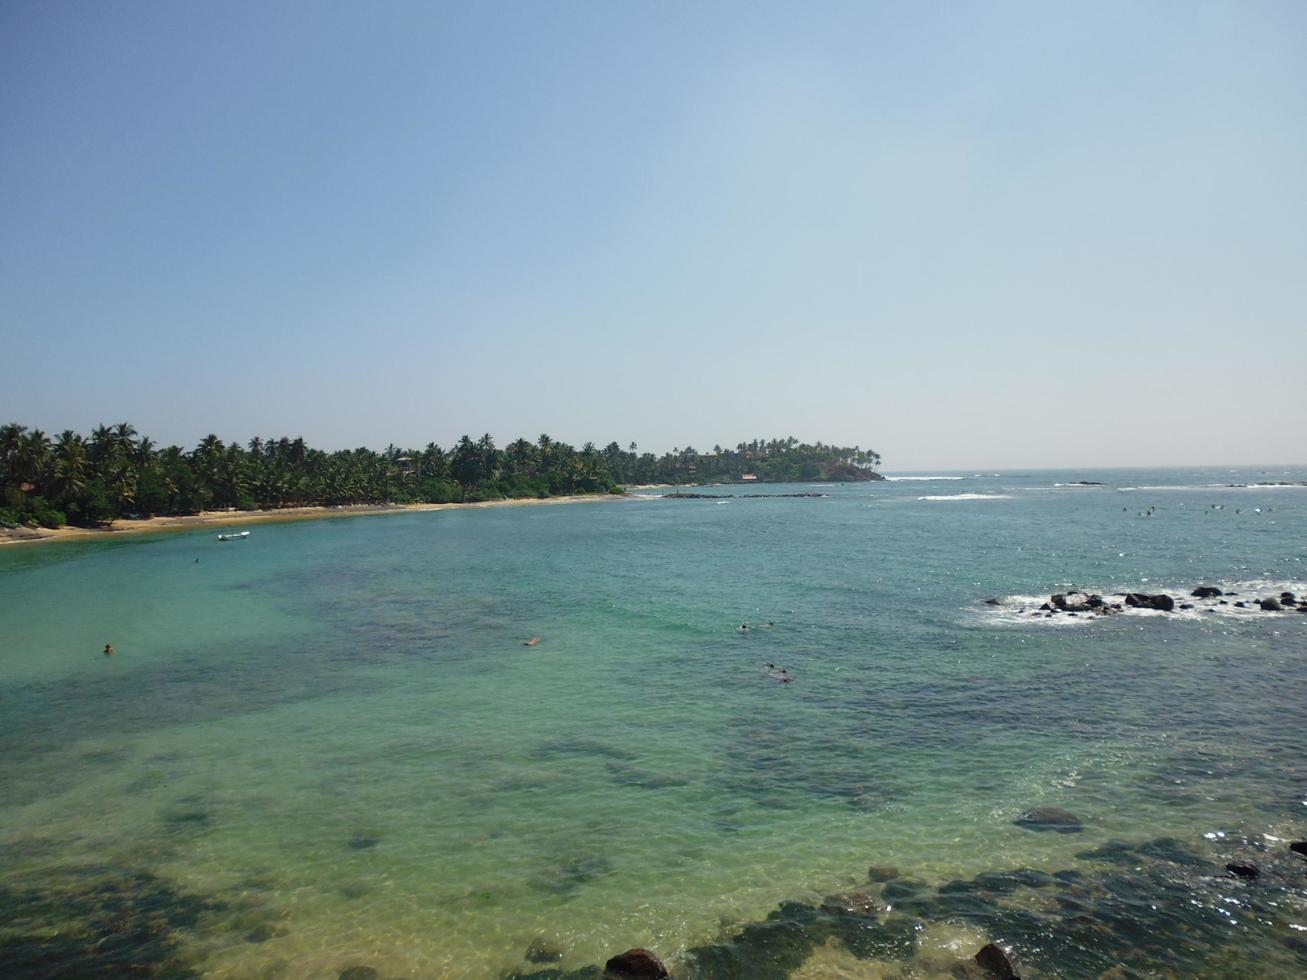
[{"x1": 3, "y1": 2, "x2": 1304, "y2": 470}]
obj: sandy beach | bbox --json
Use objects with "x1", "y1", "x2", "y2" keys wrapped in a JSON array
[{"x1": 0, "y1": 493, "x2": 627, "y2": 546}]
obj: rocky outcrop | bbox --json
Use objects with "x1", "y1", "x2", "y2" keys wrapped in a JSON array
[
  {"x1": 1226, "y1": 863, "x2": 1260, "y2": 880},
  {"x1": 1011, "y1": 584, "x2": 1304, "y2": 623},
  {"x1": 604, "y1": 948, "x2": 670, "y2": 978}
]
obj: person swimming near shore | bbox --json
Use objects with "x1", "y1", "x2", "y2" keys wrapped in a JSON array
[
  {"x1": 103, "y1": 644, "x2": 115, "y2": 657},
  {"x1": 765, "y1": 663, "x2": 792, "y2": 682},
  {"x1": 523, "y1": 637, "x2": 540, "y2": 647},
  {"x1": 737, "y1": 624, "x2": 750, "y2": 632}
]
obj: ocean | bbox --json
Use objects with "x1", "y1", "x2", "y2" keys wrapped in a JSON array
[{"x1": 2, "y1": 466, "x2": 1306, "y2": 978}]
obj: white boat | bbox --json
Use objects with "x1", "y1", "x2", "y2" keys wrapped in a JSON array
[{"x1": 217, "y1": 531, "x2": 250, "y2": 541}]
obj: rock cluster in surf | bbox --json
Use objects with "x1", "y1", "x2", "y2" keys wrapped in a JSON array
[{"x1": 988, "y1": 586, "x2": 1307, "y2": 620}]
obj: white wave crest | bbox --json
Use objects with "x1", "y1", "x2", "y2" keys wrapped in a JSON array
[
  {"x1": 917, "y1": 493, "x2": 1013, "y2": 501},
  {"x1": 885, "y1": 475, "x2": 965, "y2": 481}
]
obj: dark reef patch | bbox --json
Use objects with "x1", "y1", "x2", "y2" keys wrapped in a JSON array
[
  {"x1": 0, "y1": 866, "x2": 220, "y2": 977},
  {"x1": 527, "y1": 854, "x2": 616, "y2": 899}
]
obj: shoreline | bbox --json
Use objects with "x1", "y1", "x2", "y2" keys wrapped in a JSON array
[{"x1": 0, "y1": 493, "x2": 626, "y2": 547}]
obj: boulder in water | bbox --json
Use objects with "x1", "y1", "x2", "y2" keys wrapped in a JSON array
[
  {"x1": 975, "y1": 941, "x2": 1019, "y2": 978},
  {"x1": 984, "y1": 597, "x2": 1003, "y2": 605},
  {"x1": 867, "y1": 865, "x2": 899, "y2": 882},
  {"x1": 1290, "y1": 841, "x2": 1307, "y2": 856},
  {"x1": 605, "y1": 948, "x2": 670, "y2": 978},
  {"x1": 1192, "y1": 586, "x2": 1223, "y2": 598},
  {"x1": 1014, "y1": 807, "x2": 1083, "y2": 834},
  {"x1": 1259, "y1": 598, "x2": 1282, "y2": 611},
  {"x1": 1226, "y1": 863, "x2": 1260, "y2": 880}
]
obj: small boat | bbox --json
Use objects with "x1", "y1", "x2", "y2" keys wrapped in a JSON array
[{"x1": 217, "y1": 531, "x2": 250, "y2": 541}]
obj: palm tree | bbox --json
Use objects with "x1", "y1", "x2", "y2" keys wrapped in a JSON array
[{"x1": 50, "y1": 430, "x2": 88, "y2": 502}]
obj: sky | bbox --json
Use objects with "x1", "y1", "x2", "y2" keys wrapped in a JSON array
[{"x1": 2, "y1": 1, "x2": 1304, "y2": 470}]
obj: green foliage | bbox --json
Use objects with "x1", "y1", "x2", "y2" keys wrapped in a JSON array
[{"x1": 0, "y1": 422, "x2": 881, "y2": 528}]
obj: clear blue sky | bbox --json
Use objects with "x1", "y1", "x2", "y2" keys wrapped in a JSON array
[{"x1": 2, "y1": 1, "x2": 1304, "y2": 469}]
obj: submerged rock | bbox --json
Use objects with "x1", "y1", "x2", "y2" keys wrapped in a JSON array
[
  {"x1": 818, "y1": 891, "x2": 881, "y2": 917},
  {"x1": 526, "y1": 937, "x2": 565, "y2": 963},
  {"x1": 985, "y1": 597, "x2": 1003, "y2": 605},
  {"x1": 347, "y1": 833, "x2": 380, "y2": 850},
  {"x1": 1226, "y1": 863, "x2": 1260, "y2": 880},
  {"x1": 338, "y1": 968, "x2": 379, "y2": 980},
  {"x1": 1014, "y1": 807, "x2": 1083, "y2": 834},
  {"x1": 604, "y1": 947, "x2": 669, "y2": 978},
  {"x1": 1290, "y1": 841, "x2": 1307, "y2": 856},
  {"x1": 867, "y1": 865, "x2": 900, "y2": 882},
  {"x1": 975, "y1": 941, "x2": 1020, "y2": 979}
]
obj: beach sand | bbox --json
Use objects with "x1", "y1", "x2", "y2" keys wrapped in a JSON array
[{"x1": 0, "y1": 493, "x2": 626, "y2": 546}]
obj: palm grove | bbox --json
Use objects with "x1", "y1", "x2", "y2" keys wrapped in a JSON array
[{"x1": 0, "y1": 424, "x2": 882, "y2": 529}]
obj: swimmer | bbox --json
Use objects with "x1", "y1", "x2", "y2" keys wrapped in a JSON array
[
  {"x1": 763, "y1": 621, "x2": 774, "y2": 628},
  {"x1": 103, "y1": 644, "x2": 115, "y2": 657},
  {"x1": 737, "y1": 624, "x2": 750, "y2": 633},
  {"x1": 523, "y1": 637, "x2": 540, "y2": 647}
]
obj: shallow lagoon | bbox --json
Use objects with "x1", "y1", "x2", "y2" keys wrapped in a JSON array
[{"x1": 3, "y1": 467, "x2": 1307, "y2": 977}]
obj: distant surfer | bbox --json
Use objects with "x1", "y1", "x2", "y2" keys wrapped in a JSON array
[{"x1": 103, "y1": 643, "x2": 115, "y2": 657}]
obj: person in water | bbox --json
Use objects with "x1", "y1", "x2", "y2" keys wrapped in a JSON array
[
  {"x1": 103, "y1": 644, "x2": 115, "y2": 657},
  {"x1": 738, "y1": 624, "x2": 750, "y2": 632},
  {"x1": 523, "y1": 637, "x2": 540, "y2": 647}
]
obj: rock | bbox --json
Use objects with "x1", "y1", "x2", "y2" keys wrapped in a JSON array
[
  {"x1": 975, "y1": 941, "x2": 1019, "y2": 978},
  {"x1": 1124, "y1": 593, "x2": 1174, "y2": 611},
  {"x1": 1039, "y1": 602, "x2": 1051, "y2": 611},
  {"x1": 985, "y1": 597, "x2": 1003, "y2": 605},
  {"x1": 1282, "y1": 592, "x2": 1296, "y2": 603},
  {"x1": 1179, "y1": 604, "x2": 1193, "y2": 610},
  {"x1": 1259, "y1": 598, "x2": 1282, "y2": 611},
  {"x1": 347, "y1": 834, "x2": 380, "y2": 850},
  {"x1": 868, "y1": 865, "x2": 899, "y2": 882},
  {"x1": 605, "y1": 948, "x2": 669, "y2": 978},
  {"x1": 1299, "y1": 606, "x2": 1307, "y2": 614},
  {"x1": 1234, "y1": 601, "x2": 1247, "y2": 608},
  {"x1": 1290, "y1": 841, "x2": 1307, "y2": 856},
  {"x1": 338, "y1": 968, "x2": 379, "y2": 980},
  {"x1": 1013, "y1": 807, "x2": 1083, "y2": 834},
  {"x1": 1060, "y1": 591, "x2": 1099, "y2": 612},
  {"x1": 525, "y1": 938, "x2": 564, "y2": 963},
  {"x1": 1192, "y1": 586, "x2": 1223, "y2": 598},
  {"x1": 1226, "y1": 863, "x2": 1259, "y2": 880},
  {"x1": 819, "y1": 891, "x2": 881, "y2": 917}
]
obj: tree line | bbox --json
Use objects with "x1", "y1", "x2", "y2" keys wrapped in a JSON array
[{"x1": 0, "y1": 423, "x2": 880, "y2": 528}]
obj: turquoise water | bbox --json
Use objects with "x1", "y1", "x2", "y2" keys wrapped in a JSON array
[{"x1": 3, "y1": 468, "x2": 1307, "y2": 978}]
